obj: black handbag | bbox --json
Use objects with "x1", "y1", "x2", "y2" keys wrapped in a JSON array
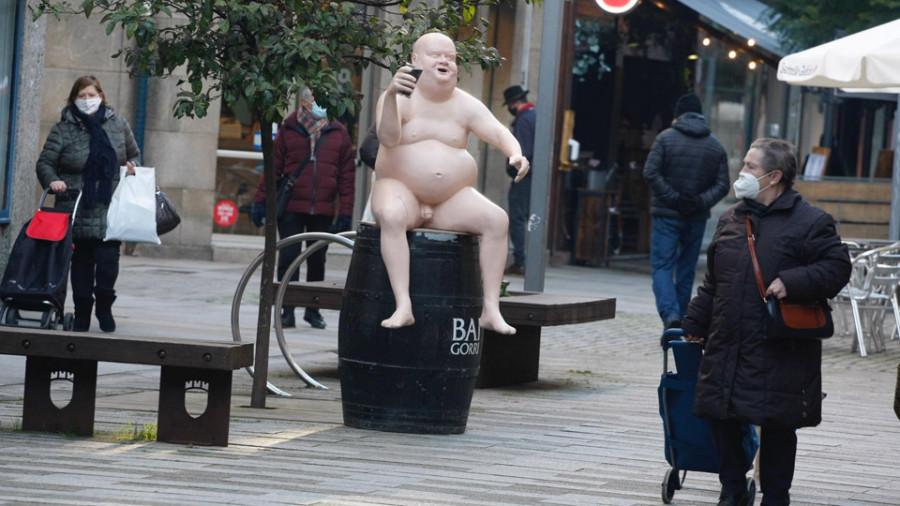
[
  {"x1": 747, "y1": 218, "x2": 834, "y2": 340},
  {"x1": 156, "y1": 189, "x2": 181, "y2": 235},
  {"x1": 276, "y1": 130, "x2": 329, "y2": 219}
]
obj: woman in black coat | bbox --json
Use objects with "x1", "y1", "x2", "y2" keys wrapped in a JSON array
[
  {"x1": 36, "y1": 75, "x2": 141, "y2": 332},
  {"x1": 682, "y1": 138, "x2": 851, "y2": 506}
]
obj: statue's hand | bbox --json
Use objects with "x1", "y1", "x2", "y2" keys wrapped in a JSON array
[
  {"x1": 510, "y1": 156, "x2": 530, "y2": 183},
  {"x1": 390, "y1": 66, "x2": 418, "y2": 98}
]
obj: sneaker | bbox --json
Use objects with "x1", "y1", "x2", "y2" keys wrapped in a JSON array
[
  {"x1": 304, "y1": 308, "x2": 326, "y2": 329},
  {"x1": 504, "y1": 264, "x2": 525, "y2": 276}
]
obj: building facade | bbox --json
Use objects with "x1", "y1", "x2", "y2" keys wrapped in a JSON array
[{"x1": 4, "y1": 0, "x2": 892, "y2": 270}]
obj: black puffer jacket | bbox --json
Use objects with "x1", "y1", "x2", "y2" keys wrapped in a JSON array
[
  {"x1": 682, "y1": 190, "x2": 851, "y2": 428},
  {"x1": 643, "y1": 113, "x2": 729, "y2": 221},
  {"x1": 36, "y1": 106, "x2": 141, "y2": 240}
]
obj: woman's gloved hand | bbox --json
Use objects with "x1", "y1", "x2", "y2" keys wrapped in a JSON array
[
  {"x1": 250, "y1": 202, "x2": 265, "y2": 227},
  {"x1": 329, "y1": 214, "x2": 352, "y2": 234}
]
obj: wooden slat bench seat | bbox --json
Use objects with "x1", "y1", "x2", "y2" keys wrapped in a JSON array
[
  {"x1": 278, "y1": 281, "x2": 616, "y2": 388},
  {"x1": 0, "y1": 327, "x2": 253, "y2": 446}
]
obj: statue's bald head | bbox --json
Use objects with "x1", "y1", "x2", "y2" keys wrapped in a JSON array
[{"x1": 412, "y1": 32, "x2": 455, "y2": 57}]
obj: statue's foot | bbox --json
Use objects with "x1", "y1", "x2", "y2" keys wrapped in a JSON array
[
  {"x1": 479, "y1": 313, "x2": 516, "y2": 335},
  {"x1": 381, "y1": 309, "x2": 415, "y2": 328}
]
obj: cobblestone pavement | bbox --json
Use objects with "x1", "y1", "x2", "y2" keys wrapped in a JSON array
[{"x1": 0, "y1": 255, "x2": 898, "y2": 505}]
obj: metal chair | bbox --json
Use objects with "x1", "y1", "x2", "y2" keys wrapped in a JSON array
[{"x1": 831, "y1": 243, "x2": 900, "y2": 356}]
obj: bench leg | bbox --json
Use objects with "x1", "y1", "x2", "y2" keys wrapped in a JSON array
[
  {"x1": 476, "y1": 325, "x2": 541, "y2": 388},
  {"x1": 22, "y1": 357, "x2": 98, "y2": 436},
  {"x1": 157, "y1": 366, "x2": 233, "y2": 447}
]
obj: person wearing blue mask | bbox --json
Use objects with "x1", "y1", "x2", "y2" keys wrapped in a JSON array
[{"x1": 250, "y1": 86, "x2": 355, "y2": 329}]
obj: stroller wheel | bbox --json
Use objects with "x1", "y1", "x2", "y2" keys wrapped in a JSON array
[
  {"x1": 746, "y1": 476, "x2": 756, "y2": 504},
  {"x1": 661, "y1": 468, "x2": 680, "y2": 503},
  {"x1": 4, "y1": 307, "x2": 20, "y2": 325},
  {"x1": 40, "y1": 310, "x2": 56, "y2": 329},
  {"x1": 63, "y1": 312, "x2": 75, "y2": 331}
]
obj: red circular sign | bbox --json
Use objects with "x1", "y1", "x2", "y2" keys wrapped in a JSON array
[
  {"x1": 595, "y1": 0, "x2": 640, "y2": 14},
  {"x1": 214, "y1": 200, "x2": 238, "y2": 227}
]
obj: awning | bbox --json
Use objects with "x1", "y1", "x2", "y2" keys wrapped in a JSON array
[
  {"x1": 674, "y1": 0, "x2": 784, "y2": 59},
  {"x1": 776, "y1": 18, "x2": 900, "y2": 90}
]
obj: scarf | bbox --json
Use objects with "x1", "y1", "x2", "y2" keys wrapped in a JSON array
[
  {"x1": 73, "y1": 104, "x2": 118, "y2": 207},
  {"x1": 296, "y1": 107, "x2": 329, "y2": 151}
]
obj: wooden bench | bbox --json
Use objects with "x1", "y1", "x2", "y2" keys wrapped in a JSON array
[
  {"x1": 0, "y1": 327, "x2": 253, "y2": 446},
  {"x1": 278, "y1": 281, "x2": 616, "y2": 388}
]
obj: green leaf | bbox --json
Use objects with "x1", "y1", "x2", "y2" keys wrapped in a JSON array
[{"x1": 463, "y1": 5, "x2": 475, "y2": 23}]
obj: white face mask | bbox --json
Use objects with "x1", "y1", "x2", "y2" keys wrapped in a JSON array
[
  {"x1": 75, "y1": 97, "x2": 102, "y2": 116},
  {"x1": 733, "y1": 171, "x2": 774, "y2": 200}
]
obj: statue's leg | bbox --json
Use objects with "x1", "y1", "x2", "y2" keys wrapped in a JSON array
[
  {"x1": 429, "y1": 188, "x2": 516, "y2": 335},
  {"x1": 371, "y1": 178, "x2": 421, "y2": 328}
]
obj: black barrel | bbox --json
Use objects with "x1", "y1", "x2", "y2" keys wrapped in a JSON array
[{"x1": 338, "y1": 223, "x2": 483, "y2": 434}]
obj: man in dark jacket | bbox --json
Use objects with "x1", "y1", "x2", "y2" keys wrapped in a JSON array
[
  {"x1": 643, "y1": 93, "x2": 729, "y2": 330},
  {"x1": 251, "y1": 87, "x2": 355, "y2": 329},
  {"x1": 502, "y1": 85, "x2": 536, "y2": 276}
]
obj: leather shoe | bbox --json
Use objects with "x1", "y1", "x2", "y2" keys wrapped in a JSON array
[
  {"x1": 717, "y1": 491, "x2": 750, "y2": 506},
  {"x1": 304, "y1": 308, "x2": 326, "y2": 329},
  {"x1": 281, "y1": 310, "x2": 296, "y2": 328},
  {"x1": 504, "y1": 264, "x2": 525, "y2": 276}
]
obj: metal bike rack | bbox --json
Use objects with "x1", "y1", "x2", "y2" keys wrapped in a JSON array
[{"x1": 230, "y1": 231, "x2": 355, "y2": 395}]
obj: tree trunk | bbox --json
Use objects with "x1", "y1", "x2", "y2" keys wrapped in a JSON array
[{"x1": 251, "y1": 119, "x2": 277, "y2": 407}]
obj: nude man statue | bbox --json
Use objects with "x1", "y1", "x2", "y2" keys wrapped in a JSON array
[{"x1": 372, "y1": 32, "x2": 530, "y2": 335}]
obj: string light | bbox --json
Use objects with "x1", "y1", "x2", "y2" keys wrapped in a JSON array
[
  {"x1": 728, "y1": 50, "x2": 737, "y2": 59},
  {"x1": 748, "y1": 61, "x2": 757, "y2": 70},
  {"x1": 747, "y1": 38, "x2": 756, "y2": 47},
  {"x1": 702, "y1": 37, "x2": 711, "y2": 46}
]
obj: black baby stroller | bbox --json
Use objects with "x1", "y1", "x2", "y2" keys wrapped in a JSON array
[
  {"x1": 0, "y1": 188, "x2": 80, "y2": 330},
  {"x1": 658, "y1": 328, "x2": 758, "y2": 503}
]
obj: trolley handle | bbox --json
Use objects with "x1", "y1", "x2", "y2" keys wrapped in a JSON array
[{"x1": 39, "y1": 187, "x2": 83, "y2": 224}]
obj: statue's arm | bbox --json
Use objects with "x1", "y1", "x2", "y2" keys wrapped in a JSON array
[
  {"x1": 466, "y1": 94, "x2": 530, "y2": 181},
  {"x1": 375, "y1": 92, "x2": 401, "y2": 148},
  {"x1": 376, "y1": 66, "x2": 418, "y2": 148}
]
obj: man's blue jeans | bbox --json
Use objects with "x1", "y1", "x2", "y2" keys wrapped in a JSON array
[
  {"x1": 508, "y1": 174, "x2": 531, "y2": 268},
  {"x1": 650, "y1": 216, "x2": 706, "y2": 324}
]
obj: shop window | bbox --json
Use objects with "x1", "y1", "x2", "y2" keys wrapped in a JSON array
[
  {"x1": 215, "y1": 99, "x2": 265, "y2": 235},
  {"x1": 0, "y1": 0, "x2": 21, "y2": 222}
]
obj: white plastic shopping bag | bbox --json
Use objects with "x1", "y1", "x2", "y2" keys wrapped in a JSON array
[{"x1": 104, "y1": 166, "x2": 161, "y2": 244}]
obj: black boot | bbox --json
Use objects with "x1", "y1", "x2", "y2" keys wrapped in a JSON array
[
  {"x1": 281, "y1": 306, "x2": 296, "y2": 328},
  {"x1": 95, "y1": 290, "x2": 117, "y2": 333},
  {"x1": 73, "y1": 296, "x2": 93, "y2": 332},
  {"x1": 304, "y1": 308, "x2": 326, "y2": 329}
]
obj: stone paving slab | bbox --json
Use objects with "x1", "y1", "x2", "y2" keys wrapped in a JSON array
[{"x1": 0, "y1": 256, "x2": 898, "y2": 505}]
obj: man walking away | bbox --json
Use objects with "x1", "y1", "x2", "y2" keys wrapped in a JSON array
[
  {"x1": 643, "y1": 93, "x2": 729, "y2": 330},
  {"x1": 502, "y1": 85, "x2": 536, "y2": 276}
]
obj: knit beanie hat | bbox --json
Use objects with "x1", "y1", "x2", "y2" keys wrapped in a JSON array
[{"x1": 674, "y1": 93, "x2": 703, "y2": 116}]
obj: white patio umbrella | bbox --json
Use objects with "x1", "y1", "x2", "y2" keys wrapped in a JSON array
[
  {"x1": 776, "y1": 18, "x2": 900, "y2": 240},
  {"x1": 776, "y1": 18, "x2": 900, "y2": 89}
]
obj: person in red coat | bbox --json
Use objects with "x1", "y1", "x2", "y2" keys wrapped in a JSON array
[{"x1": 251, "y1": 87, "x2": 355, "y2": 329}]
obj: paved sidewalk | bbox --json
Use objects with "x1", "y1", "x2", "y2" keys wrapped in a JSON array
[{"x1": 0, "y1": 253, "x2": 898, "y2": 505}]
